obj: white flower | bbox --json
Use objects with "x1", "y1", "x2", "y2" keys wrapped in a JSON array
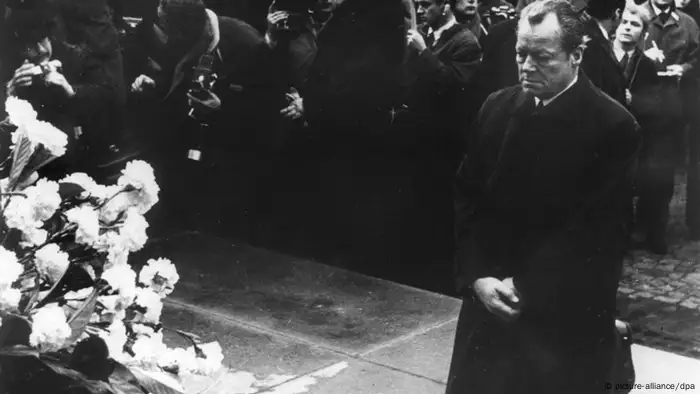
[
  {"x1": 139, "y1": 258, "x2": 179, "y2": 297},
  {"x1": 101, "y1": 263, "x2": 137, "y2": 306},
  {"x1": 133, "y1": 288, "x2": 163, "y2": 324},
  {"x1": 65, "y1": 206, "x2": 100, "y2": 246},
  {"x1": 98, "y1": 320, "x2": 129, "y2": 363},
  {"x1": 24, "y1": 119, "x2": 68, "y2": 157},
  {"x1": 20, "y1": 227, "x2": 48, "y2": 248},
  {"x1": 192, "y1": 342, "x2": 224, "y2": 375},
  {"x1": 158, "y1": 347, "x2": 198, "y2": 372},
  {"x1": 94, "y1": 231, "x2": 129, "y2": 267},
  {"x1": 59, "y1": 173, "x2": 97, "y2": 194},
  {"x1": 117, "y1": 161, "x2": 160, "y2": 214},
  {"x1": 0, "y1": 288, "x2": 22, "y2": 311},
  {"x1": 5, "y1": 97, "x2": 37, "y2": 127},
  {"x1": 63, "y1": 287, "x2": 93, "y2": 310},
  {"x1": 119, "y1": 209, "x2": 149, "y2": 252},
  {"x1": 35, "y1": 244, "x2": 70, "y2": 283},
  {"x1": 0, "y1": 247, "x2": 22, "y2": 287},
  {"x1": 25, "y1": 179, "x2": 61, "y2": 221},
  {"x1": 130, "y1": 331, "x2": 168, "y2": 367},
  {"x1": 98, "y1": 185, "x2": 130, "y2": 224},
  {"x1": 29, "y1": 303, "x2": 71, "y2": 352}
]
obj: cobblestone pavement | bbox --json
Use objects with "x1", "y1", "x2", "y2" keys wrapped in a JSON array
[{"x1": 620, "y1": 173, "x2": 700, "y2": 359}]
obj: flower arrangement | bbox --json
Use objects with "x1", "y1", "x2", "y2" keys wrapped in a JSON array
[{"x1": 0, "y1": 97, "x2": 223, "y2": 394}]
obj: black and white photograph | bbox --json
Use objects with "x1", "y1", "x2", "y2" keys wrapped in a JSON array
[{"x1": 0, "y1": 0, "x2": 698, "y2": 393}]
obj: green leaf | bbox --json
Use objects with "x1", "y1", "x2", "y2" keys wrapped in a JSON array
[
  {"x1": 8, "y1": 133, "x2": 35, "y2": 191},
  {"x1": 66, "y1": 288, "x2": 101, "y2": 345}
]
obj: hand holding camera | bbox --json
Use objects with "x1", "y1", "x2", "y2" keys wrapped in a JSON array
[{"x1": 7, "y1": 59, "x2": 72, "y2": 97}]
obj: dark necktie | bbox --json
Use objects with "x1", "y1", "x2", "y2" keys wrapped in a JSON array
[
  {"x1": 659, "y1": 11, "x2": 671, "y2": 24},
  {"x1": 426, "y1": 32, "x2": 436, "y2": 48},
  {"x1": 619, "y1": 52, "x2": 630, "y2": 78}
]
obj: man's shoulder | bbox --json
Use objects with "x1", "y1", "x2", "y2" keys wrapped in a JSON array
[
  {"x1": 584, "y1": 80, "x2": 638, "y2": 128},
  {"x1": 481, "y1": 85, "x2": 522, "y2": 114},
  {"x1": 218, "y1": 16, "x2": 265, "y2": 45},
  {"x1": 676, "y1": 10, "x2": 700, "y2": 32}
]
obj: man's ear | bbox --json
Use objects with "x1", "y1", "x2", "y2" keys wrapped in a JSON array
[
  {"x1": 571, "y1": 45, "x2": 584, "y2": 65},
  {"x1": 443, "y1": 3, "x2": 451, "y2": 15}
]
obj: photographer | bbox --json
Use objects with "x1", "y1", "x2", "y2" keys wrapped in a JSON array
[{"x1": 2, "y1": 5, "x2": 126, "y2": 180}]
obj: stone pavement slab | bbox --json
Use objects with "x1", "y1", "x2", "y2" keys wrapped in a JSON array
[
  {"x1": 137, "y1": 233, "x2": 461, "y2": 356},
  {"x1": 630, "y1": 344, "x2": 700, "y2": 394},
  {"x1": 160, "y1": 304, "x2": 342, "y2": 383},
  {"x1": 361, "y1": 319, "x2": 457, "y2": 384}
]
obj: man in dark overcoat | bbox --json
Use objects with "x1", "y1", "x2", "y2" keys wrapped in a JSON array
[
  {"x1": 580, "y1": 0, "x2": 629, "y2": 106},
  {"x1": 445, "y1": 1, "x2": 640, "y2": 393}
]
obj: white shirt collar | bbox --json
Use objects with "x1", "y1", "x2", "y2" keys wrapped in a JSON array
[
  {"x1": 651, "y1": 3, "x2": 679, "y2": 21},
  {"x1": 534, "y1": 74, "x2": 579, "y2": 107},
  {"x1": 428, "y1": 16, "x2": 457, "y2": 43},
  {"x1": 613, "y1": 44, "x2": 635, "y2": 61},
  {"x1": 596, "y1": 20, "x2": 609, "y2": 41}
]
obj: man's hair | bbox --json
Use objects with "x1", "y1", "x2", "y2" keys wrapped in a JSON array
[
  {"x1": 519, "y1": 0, "x2": 586, "y2": 53},
  {"x1": 516, "y1": 0, "x2": 541, "y2": 13},
  {"x1": 586, "y1": 0, "x2": 626, "y2": 20},
  {"x1": 622, "y1": 0, "x2": 653, "y2": 31}
]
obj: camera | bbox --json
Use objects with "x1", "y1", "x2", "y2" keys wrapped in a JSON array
[{"x1": 188, "y1": 54, "x2": 218, "y2": 120}]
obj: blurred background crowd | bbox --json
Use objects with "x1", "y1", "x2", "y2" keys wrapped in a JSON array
[{"x1": 0, "y1": 0, "x2": 699, "y2": 296}]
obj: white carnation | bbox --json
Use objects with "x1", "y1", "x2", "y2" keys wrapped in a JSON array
[
  {"x1": 119, "y1": 209, "x2": 148, "y2": 252},
  {"x1": 192, "y1": 342, "x2": 224, "y2": 375},
  {"x1": 117, "y1": 160, "x2": 160, "y2": 214},
  {"x1": 0, "y1": 288, "x2": 22, "y2": 311},
  {"x1": 25, "y1": 119, "x2": 68, "y2": 157},
  {"x1": 94, "y1": 231, "x2": 129, "y2": 266},
  {"x1": 130, "y1": 331, "x2": 168, "y2": 367},
  {"x1": 158, "y1": 347, "x2": 198, "y2": 372},
  {"x1": 98, "y1": 320, "x2": 129, "y2": 363},
  {"x1": 133, "y1": 288, "x2": 163, "y2": 324},
  {"x1": 65, "y1": 206, "x2": 100, "y2": 246},
  {"x1": 5, "y1": 97, "x2": 37, "y2": 126},
  {"x1": 138, "y1": 258, "x2": 179, "y2": 297},
  {"x1": 35, "y1": 244, "x2": 70, "y2": 283},
  {"x1": 26, "y1": 179, "x2": 61, "y2": 221},
  {"x1": 101, "y1": 263, "x2": 137, "y2": 306},
  {"x1": 29, "y1": 303, "x2": 71, "y2": 352},
  {"x1": 0, "y1": 247, "x2": 23, "y2": 287}
]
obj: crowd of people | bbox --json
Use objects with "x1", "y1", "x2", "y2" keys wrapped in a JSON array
[{"x1": 0, "y1": 0, "x2": 698, "y2": 288}]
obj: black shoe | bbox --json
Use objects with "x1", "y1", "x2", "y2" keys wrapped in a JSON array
[{"x1": 646, "y1": 237, "x2": 669, "y2": 255}]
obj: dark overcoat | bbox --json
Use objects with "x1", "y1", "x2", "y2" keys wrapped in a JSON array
[
  {"x1": 625, "y1": 47, "x2": 683, "y2": 170},
  {"x1": 446, "y1": 74, "x2": 640, "y2": 394},
  {"x1": 580, "y1": 17, "x2": 628, "y2": 107}
]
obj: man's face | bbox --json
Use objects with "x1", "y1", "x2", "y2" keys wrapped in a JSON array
[
  {"x1": 415, "y1": 0, "x2": 444, "y2": 28},
  {"x1": 24, "y1": 37, "x2": 52, "y2": 65},
  {"x1": 653, "y1": 0, "x2": 675, "y2": 9},
  {"x1": 516, "y1": 13, "x2": 581, "y2": 99},
  {"x1": 456, "y1": 0, "x2": 478, "y2": 16},
  {"x1": 615, "y1": 10, "x2": 645, "y2": 45}
]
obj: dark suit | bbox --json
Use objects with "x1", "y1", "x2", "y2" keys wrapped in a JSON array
[
  {"x1": 580, "y1": 17, "x2": 628, "y2": 106},
  {"x1": 446, "y1": 74, "x2": 640, "y2": 394}
]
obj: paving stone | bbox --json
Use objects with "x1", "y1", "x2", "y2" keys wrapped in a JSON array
[
  {"x1": 618, "y1": 287, "x2": 635, "y2": 294},
  {"x1": 634, "y1": 262, "x2": 656, "y2": 270},
  {"x1": 668, "y1": 292, "x2": 688, "y2": 300},
  {"x1": 655, "y1": 295, "x2": 681, "y2": 304},
  {"x1": 635, "y1": 292, "x2": 655, "y2": 299},
  {"x1": 680, "y1": 300, "x2": 699, "y2": 310},
  {"x1": 683, "y1": 273, "x2": 700, "y2": 286},
  {"x1": 656, "y1": 264, "x2": 676, "y2": 273},
  {"x1": 669, "y1": 273, "x2": 686, "y2": 281}
]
